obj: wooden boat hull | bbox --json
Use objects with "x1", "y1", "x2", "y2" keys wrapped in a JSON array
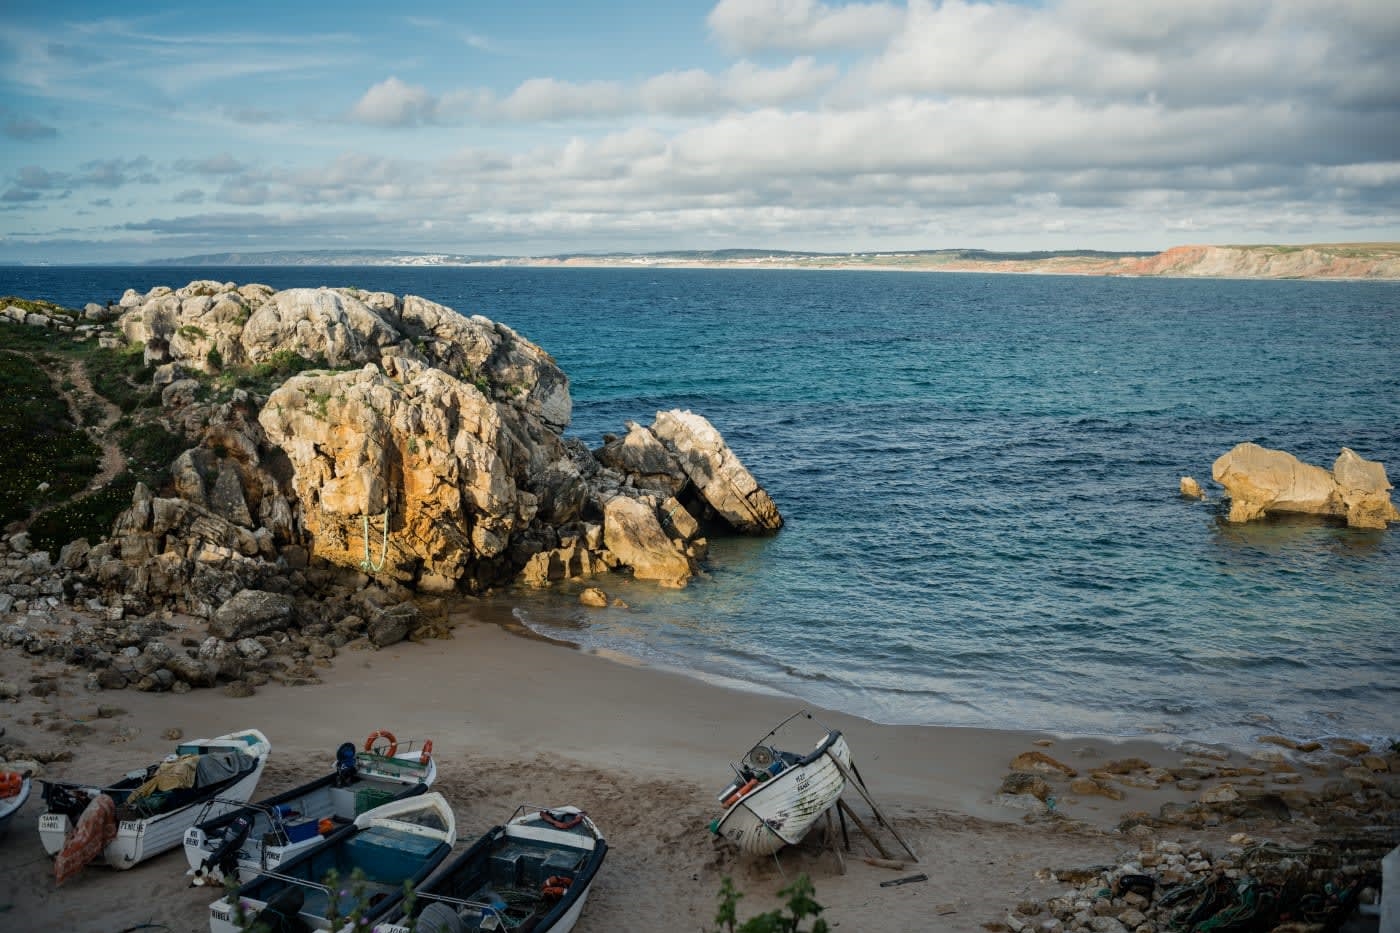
[
  {"x1": 208, "y1": 792, "x2": 456, "y2": 933},
  {"x1": 376, "y1": 805, "x2": 606, "y2": 933},
  {"x1": 38, "y1": 728, "x2": 271, "y2": 870},
  {"x1": 184, "y1": 745, "x2": 435, "y2": 884},
  {"x1": 715, "y1": 732, "x2": 850, "y2": 856}
]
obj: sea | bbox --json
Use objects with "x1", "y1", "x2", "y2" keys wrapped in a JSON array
[{"x1": 4, "y1": 265, "x2": 1399, "y2": 745}]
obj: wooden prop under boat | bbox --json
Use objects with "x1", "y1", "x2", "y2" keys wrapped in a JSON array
[
  {"x1": 38, "y1": 728, "x2": 271, "y2": 870},
  {"x1": 208, "y1": 791, "x2": 456, "y2": 933},
  {"x1": 185, "y1": 732, "x2": 436, "y2": 886},
  {"x1": 711, "y1": 712, "x2": 851, "y2": 857},
  {"x1": 0, "y1": 770, "x2": 32, "y2": 837},
  {"x1": 376, "y1": 805, "x2": 607, "y2": 933}
]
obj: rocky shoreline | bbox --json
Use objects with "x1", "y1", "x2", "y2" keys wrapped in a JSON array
[{"x1": 1, "y1": 280, "x2": 796, "y2": 700}]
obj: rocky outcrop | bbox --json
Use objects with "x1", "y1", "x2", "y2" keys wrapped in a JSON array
[
  {"x1": 649, "y1": 410, "x2": 783, "y2": 533},
  {"x1": 1211, "y1": 443, "x2": 1397, "y2": 528},
  {"x1": 76, "y1": 282, "x2": 781, "y2": 597}
]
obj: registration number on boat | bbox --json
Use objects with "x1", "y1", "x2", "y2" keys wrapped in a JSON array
[
  {"x1": 38, "y1": 814, "x2": 67, "y2": 832},
  {"x1": 211, "y1": 906, "x2": 232, "y2": 924}
]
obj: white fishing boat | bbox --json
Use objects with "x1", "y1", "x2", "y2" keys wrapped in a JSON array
[
  {"x1": 208, "y1": 792, "x2": 456, "y2": 933},
  {"x1": 0, "y1": 770, "x2": 32, "y2": 837},
  {"x1": 185, "y1": 732, "x2": 437, "y2": 886},
  {"x1": 711, "y1": 712, "x2": 852, "y2": 857},
  {"x1": 38, "y1": 728, "x2": 271, "y2": 872},
  {"x1": 376, "y1": 804, "x2": 607, "y2": 933}
]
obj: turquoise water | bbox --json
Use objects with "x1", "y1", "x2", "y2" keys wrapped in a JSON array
[{"x1": 6, "y1": 266, "x2": 1399, "y2": 742}]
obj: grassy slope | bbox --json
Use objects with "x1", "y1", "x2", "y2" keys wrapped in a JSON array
[{"x1": 0, "y1": 303, "x2": 184, "y2": 554}]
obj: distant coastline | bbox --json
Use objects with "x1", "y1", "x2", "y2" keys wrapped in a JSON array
[{"x1": 5, "y1": 242, "x2": 1398, "y2": 280}]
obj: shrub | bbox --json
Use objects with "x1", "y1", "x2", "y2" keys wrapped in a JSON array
[{"x1": 713, "y1": 874, "x2": 829, "y2": 933}]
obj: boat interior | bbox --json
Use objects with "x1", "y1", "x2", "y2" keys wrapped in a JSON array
[
  {"x1": 407, "y1": 829, "x2": 596, "y2": 931},
  {"x1": 253, "y1": 824, "x2": 449, "y2": 923},
  {"x1": 199, "y1": 776, "x2": 422, "y2": 857},
  {"x1": 43, "y1": 749, "x2": 260, "y2": 821}
]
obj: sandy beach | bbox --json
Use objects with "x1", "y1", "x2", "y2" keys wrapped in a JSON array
[{"x1": 0, "y1": 605, "x2": 1382, "y2": 932}]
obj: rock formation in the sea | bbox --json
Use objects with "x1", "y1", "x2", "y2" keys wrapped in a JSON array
[
  {"x1": 1211, "y1": 442, "x2": 1398, "y2": 528},
  {"x1": 89, "y1": 281, "x2": 782, "y2": 600},
  {"x1": 1179, "y1": 476, "x2": 1204, "y2": 499}
]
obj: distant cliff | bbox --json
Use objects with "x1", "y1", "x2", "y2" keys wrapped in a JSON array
[{"x1": 1115, "y1": 244, "x2": 1400, "y2": 279}]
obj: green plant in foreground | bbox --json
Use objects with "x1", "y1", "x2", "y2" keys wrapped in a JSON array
[{"x1": 714, "y1": 874, "x2": 828, "y2": 933}]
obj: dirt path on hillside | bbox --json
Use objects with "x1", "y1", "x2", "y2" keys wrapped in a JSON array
[
  {"x1": 61, "y1": 359, "x2": 126, "y2": 491},
  {"x1": 19, "y1": 360, "x2": 128, "y2": 532}
]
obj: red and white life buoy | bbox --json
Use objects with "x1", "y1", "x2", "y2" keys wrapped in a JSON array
[
  {"x1": 419, "y1": 739, "x2": 433, "y2": 765},
  {"x1": 364, "y1": 730, "x2": 398, "y2": 757}
]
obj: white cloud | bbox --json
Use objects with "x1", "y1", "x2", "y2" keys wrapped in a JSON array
[
  {"x1": 707, "y1": 0, "x2": 905, "y2": 53},
  {"x1": 640, "y1": 70, "x2": 722, "y2": 115},
  {"x1": 496, "y1": 78, "x2": 631, "y2": 122},
  {"x1": 351, "y1": 76, "x2": 438, "y2": 127},
  {"x1": 725, "y1": 58, "x2": 838, "y2": 106}
]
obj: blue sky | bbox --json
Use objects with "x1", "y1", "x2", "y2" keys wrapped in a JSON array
[{"x1": 3, "y1": 0, "x2": 1398, "y2": 263}]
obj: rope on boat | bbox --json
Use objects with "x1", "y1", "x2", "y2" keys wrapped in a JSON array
[{"x1": 360, "y1": 508, "x2": 389, "y2": 573}]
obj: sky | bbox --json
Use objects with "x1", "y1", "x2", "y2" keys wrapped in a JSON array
[{"x1": 2, "y1": 0, "x2": 1398, "y2": 263}]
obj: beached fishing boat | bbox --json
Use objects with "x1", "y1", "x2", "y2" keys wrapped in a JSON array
[
  {"x1": 0, "y1": 769, "x2": 32, "y2": 837},
  {"x1": 711, "y1": 711, "x2": 851, "y2": 857},
  {"x1": 376, "y1": 804, "x2": 606, "y2": 933},
  {"x1": 38, "y1": 728, "x2": 271, "y2": 873},
  {"x1": 208, "y1": 791, "x2": 456, "y2": 933},
  {"x1": 185, "y1": 732, "x2": 437, "y2": 885}
]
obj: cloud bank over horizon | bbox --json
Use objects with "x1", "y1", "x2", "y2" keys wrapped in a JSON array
[{"x1": 2, "y1": 0, "x2": 1397, "y2": 263}]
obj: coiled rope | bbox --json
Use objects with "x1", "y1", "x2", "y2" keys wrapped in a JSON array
[{"x1": 360, "y1": 509, "x2": 389, "y2": 572}]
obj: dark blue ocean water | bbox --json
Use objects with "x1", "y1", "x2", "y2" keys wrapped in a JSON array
[{"x1": 6, "y1": 266, "x2": 1399, "y2": 742}]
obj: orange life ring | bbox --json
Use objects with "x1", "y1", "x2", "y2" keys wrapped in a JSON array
[
  {"x1": 364, "y1": 730, "x2": 398, "y2": 757},
  {"x1": 539, "y1": 809, "x2": 585, "y2": 830},
  {"x1": 419, "y1": 739, "x2": 433, "y2": 765}
]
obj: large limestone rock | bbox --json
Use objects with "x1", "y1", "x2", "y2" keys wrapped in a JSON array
[
  {"x1": 118, "y1": 283, "x2": 571, "y2": 431},
  {"x1": 1211, "y1": 443, "x2": 1397, "y2": 529},
  {"x1": 650, "y1": 410, "x2": 783, "y2": 533},
  {"x1": 259, "y1": 358, "x2": 532, "y2": 588},
  {"x1": 603, "y1": 495, "x2": 696, "y2": 587},
  {"x1": 1332, "y1": 447, "x2": 1400, "y2": 529}
]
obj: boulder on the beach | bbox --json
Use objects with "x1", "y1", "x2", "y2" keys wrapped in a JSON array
[
  {"x1": 209, "y1": 589, "x2": 295, "y2": 639},
  {"x1": 1010, "y1": 750, "x2": 1078, "y2": 778},
  {"x1": 1211, "y1": 442, "x2": 1397, "y2": 528},
  {"x1": 603, "y1": 495, "x2": 695, "y2": 587}
]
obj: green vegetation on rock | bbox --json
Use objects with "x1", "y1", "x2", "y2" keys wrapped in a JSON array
[{"x1": 0, "y1": 345, "x2": 100, "y2": 528}]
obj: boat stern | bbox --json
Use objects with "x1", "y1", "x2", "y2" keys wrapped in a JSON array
[
  {"x1": 207, "y1": 894, "x2": 248, "y2": 933},
  {"x1": 37, "y1": 810, "x2": 71, "y2": 856}
]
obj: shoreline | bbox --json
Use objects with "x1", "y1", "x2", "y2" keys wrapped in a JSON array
[
  {"x1": 3, "y1": 603, "x2": 1391, "y2": 932},
  {"x1": 501, "y1": 592, "x2": 1398, "y2": 749}
]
